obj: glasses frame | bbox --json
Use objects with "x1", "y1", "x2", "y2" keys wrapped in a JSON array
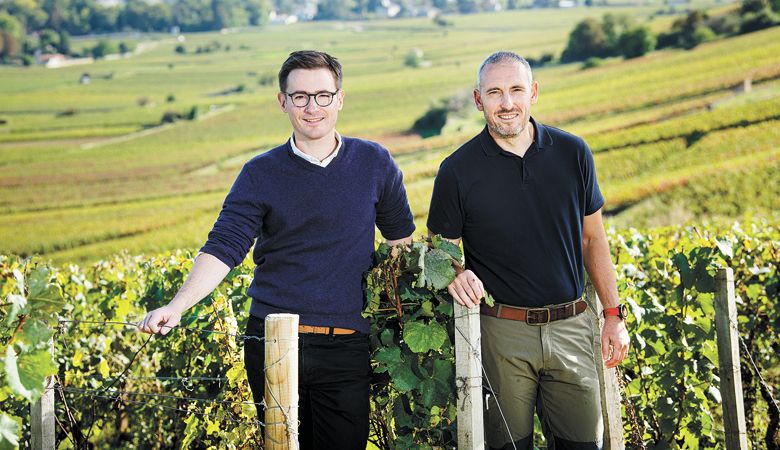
[{"x1": 285, "y1": 90, "x2": 340, "y2": 108}]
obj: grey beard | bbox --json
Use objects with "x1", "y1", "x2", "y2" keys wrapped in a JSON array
[{"x1": 488, "y1": 121, "x2": 525, "y2": 138}]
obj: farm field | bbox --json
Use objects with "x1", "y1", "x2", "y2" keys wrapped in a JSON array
[{"x1": 1, "y1": 7, "x2": 779, "y2": 265}]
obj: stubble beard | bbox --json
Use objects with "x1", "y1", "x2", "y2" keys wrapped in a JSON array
[{"x1": 487, "y1": 114, "x2": 527, "y2": 139}]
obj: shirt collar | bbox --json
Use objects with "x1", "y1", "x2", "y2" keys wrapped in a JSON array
[
  {"x1": 289, "y1": 132, "x2": 342, "y2": 167},
  {"x1": 479, "y1": 117, "x2": 548, "y2": 157}
]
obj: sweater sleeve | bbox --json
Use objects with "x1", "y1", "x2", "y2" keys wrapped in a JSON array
[
  {"x1": 375, "y1": 150, "x2": 416, "y2": 240},
  {"x1": 200, "y1": 163, "x2": 264, "y2": 268}
]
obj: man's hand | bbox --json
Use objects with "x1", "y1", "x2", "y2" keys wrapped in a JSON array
[
  {"x1": 447, "y1": 269, "x2": 484, "y2": 309},
  {"x1": 138, "y1": 304, "x2": 183, "y2": 335},
  {"x1": 601, "y1": 316, "x2": 629, "y2": 368}
]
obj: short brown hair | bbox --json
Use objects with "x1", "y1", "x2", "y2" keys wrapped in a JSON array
[{"x1": 278, "y1": 50, "x2": 343, "y2": 93}]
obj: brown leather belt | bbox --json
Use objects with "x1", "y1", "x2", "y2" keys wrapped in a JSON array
[
  {"x1": 480, "y1": 299, "x2": 587, "y2": 325},
  {"x1": 298, "y1": 325, "x2": 356, "y2": 335}
]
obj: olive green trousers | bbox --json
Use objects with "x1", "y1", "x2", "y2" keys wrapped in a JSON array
[{"x1": 481, "y1": 310, "x2": 604, "y2": 450}]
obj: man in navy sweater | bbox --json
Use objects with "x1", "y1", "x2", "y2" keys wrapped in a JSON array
[{"x1": 139, "y1": 50, "x2": 415, "y2": 449}]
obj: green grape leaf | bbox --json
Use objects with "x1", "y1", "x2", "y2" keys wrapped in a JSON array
[
  {"x1": 4, "y1": 346, "x2": 55, "y2": 402},
  {"x1": 0, "y1": 413, "x2": 21, "y2": 450},
  {"x1": 392, "y1": 363, "x2": 420, "y2": 393},
  {"x1": 180, "y1": 414, "x2": 200, "y2": 450},
  {"x1": 673, "y1": 253, "x2": 693, "y2": 289},
  {"x1": 420, "y1": 378, "x2": 439, "y2": 408},
  {"x1": 419, "y1": 300, "x2": 435, "y2": 318},
  {"x1": 15, "y1": 318, "x2": 53, "y2": 352},
  {"x1": 26, "y1": 268, "x2": 65, "y2": 318},
  {"x1": 423, "y1": 249, "x2": 456, "y2": 291},
  {"x1": 433, "y1": 359, "x2": 453, "y2": 383},
  {"x1": 379, "y1": 328, "x2": 394, "y2": 347},
  {"x1": 430, "y1": 235, "x2": 462, "y2": 262},
  {"x1": 435, "y1": 295, "x2": 454, "y2": 316},
  {"x1": 403, "y1": 321, "x2": 447, "y2": 354},
  {"x1": 714, "y1": 239, "x2": 733, "y2": 259},
  {"x1": 374, "y1": 346, "x2": 403, "y2": 373}
]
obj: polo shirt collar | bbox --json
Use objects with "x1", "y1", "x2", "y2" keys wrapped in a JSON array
[{"x1": 478, "y1": 117, "x2": 550, "y2": 157}]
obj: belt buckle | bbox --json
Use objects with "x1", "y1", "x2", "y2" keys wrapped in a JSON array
[{"x1": 526, "y1": 308, "x2": 551, "y2": 325}]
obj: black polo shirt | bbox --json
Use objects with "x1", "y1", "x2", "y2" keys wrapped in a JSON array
[{"x1": 427, "y1": 118, "x2": 604, "y2": 308}]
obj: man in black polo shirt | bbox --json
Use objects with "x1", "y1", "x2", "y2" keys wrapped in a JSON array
[{"x1": 427, "y1": 51, "x2": 629, "y2": 449}]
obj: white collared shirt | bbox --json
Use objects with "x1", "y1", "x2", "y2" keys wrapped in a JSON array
[{"x1": 290, "y1": 133, "x2": 342, "y2": 167}]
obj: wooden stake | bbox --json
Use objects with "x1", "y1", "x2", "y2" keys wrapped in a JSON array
[
  {"x1": 714, "y1": 268, "x2": 748, "y2": 450},
  {"x1": 264, "y1": 314, "x2": 299, "y2": 450},
  {"x1": 585, "y1": 282, "x2": 625, "y2": 450},
  {"x1": 454, "y1": 302, "x2": 484, "y2": 449},
  {"x1": 31, "y1": 339, "x2": 55, "y2": 450}
]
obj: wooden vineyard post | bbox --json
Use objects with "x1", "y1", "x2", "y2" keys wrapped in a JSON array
[
  {"x1": 584, "y1": 282, "x2": 625, "y2": 450},
  {"x1": 454, "y1": 302, "x2": 484, "y2": 449},
  {"x1": 31, "y1": 338, "x2": 55, "y2": 450},
  {"x1": 714, "y1": 268, "x2": 749, "y2": 450},
  {"x1": 264, "y1": 314, "x2": 299, "y2": 450}
]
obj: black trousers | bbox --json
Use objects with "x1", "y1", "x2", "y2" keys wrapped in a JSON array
[{"x1": 244, "y1": 315, "x2": 371, "y2": 450}]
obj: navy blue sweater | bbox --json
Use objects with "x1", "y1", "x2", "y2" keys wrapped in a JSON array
[{"x1": 200, "y1": 137, "x2": 415, "y2": 332}]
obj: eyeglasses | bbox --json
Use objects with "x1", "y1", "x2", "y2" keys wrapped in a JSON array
[{"x1": 285, "y1": 90, "x2": 339, "y2": 108}]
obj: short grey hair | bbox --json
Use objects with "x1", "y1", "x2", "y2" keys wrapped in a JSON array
[{"x1": 477, "y1": 51, "x2": 533, "y2": 90}]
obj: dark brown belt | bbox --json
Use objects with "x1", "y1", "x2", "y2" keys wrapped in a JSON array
[
  {"x1": 480, "y1": 299, "x2": 587, "y2": 325},
  {"x1": 298, "y1": 325, "x2": 356, "y2": 335}
]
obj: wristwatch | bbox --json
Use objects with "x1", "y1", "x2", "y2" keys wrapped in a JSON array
[{"x1": 602, "y1": 304, "x2": 628, "y2": 320}]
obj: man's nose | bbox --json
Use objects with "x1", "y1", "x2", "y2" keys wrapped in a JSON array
[
  {"x1": 500, "y1": 93, "x2": 513, "y2": 109},
  {"x1": 304, "y1": 98, "x2": 320, "y2": 113}
]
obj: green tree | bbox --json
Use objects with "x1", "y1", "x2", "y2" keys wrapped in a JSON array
[
  {"x1": 432, "y1": 0, "x2": 454, "y2": 11},
  {"x1": 352, "y1": 0, "x2": 369, "y2": 15},
  {"x1": 0, "y1": 13, "x2": 24, "y2": 58},
  {"x1": 658, "y1": 10, "x2": 714, "y2": 49},
  {"x1": 172, "y1": 0, "x2": 214, "y2": 31},
  {"x1": 741, "y1": 0, "x2": 768, "y2": 14},
  {"x1": 739, "y1": 7, "x2": 779, "y2": 32},
  {"x1": 314, "y1": 0, "x2": 355, "y2": 20},
  {"x1": 57, "y1": 29, "x2": 70, "y2": 54},
  {"x1": 457, "y1": 0, "x2": 479, "y2": 13},
  {"x1": 65, "y1": 0, "x2": 95, "y2": 34},
  {"x1": 120, "y1": 0, "x2": 172, "y2": 31},
  {"x1": 561, "y1": 17, "x2": 610, "y2": 62},
  {"x1": 601, "y1": 12, "x2": 631, "y2": 49},
  {"x1": 41, "y1": 0, "x2": 69, "y2": 30},
  {"x1": 91, "y1": 39, "x2": 117, "y2": 58},
  {"x1": 89, "y1": 5, "x2": 120, "y2": 32},
  {"x1": 617, "y1": 26, "x2": 656, "y2": 58},
  {"x1": 38, "y1": 28, "x2": 59, "y2": 52},
  {"x1": 243, "y1": 0, "x2": 269, "y2": 26},
  {"x1": 1, "y1": 0, "x2": 48, "y2": 31},
  {"x1": 211, "y1": 0, "x2": 242, "y2": 28}
]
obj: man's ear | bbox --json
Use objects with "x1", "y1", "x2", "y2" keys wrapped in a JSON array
[
  {"x1": 473, "y1": 89, "x2": 484, "y2": 112},
  {"x1": 277, "y1": 92, "x2": 286, "y2": 110}
]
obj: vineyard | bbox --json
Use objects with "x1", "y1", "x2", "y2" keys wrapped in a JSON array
[
  {"x1": 1, "y1": 222, "x2": 778, "y2": 448},
  {"x1": 1, "y1": 2, "x2": 779, "y2": 449},
  {"x1": 1, "y1": 13, "x2": 779, "y2": 263}
]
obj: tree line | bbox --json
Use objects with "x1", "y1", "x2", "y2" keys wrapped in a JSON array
[
  {"x1": 0, "y1": 0, "x2": 271, "y2": 62},
  {"x1": 561, "y1": 0, "x2": 780, "y2": 63}
]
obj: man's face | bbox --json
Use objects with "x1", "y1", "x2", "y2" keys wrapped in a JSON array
[
  {"x1": 278, "y1": 68, "x2": 344, "y2": 142},
  {"x1": 474, "y1": 62, "x2": 538, "y2": 139}
]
